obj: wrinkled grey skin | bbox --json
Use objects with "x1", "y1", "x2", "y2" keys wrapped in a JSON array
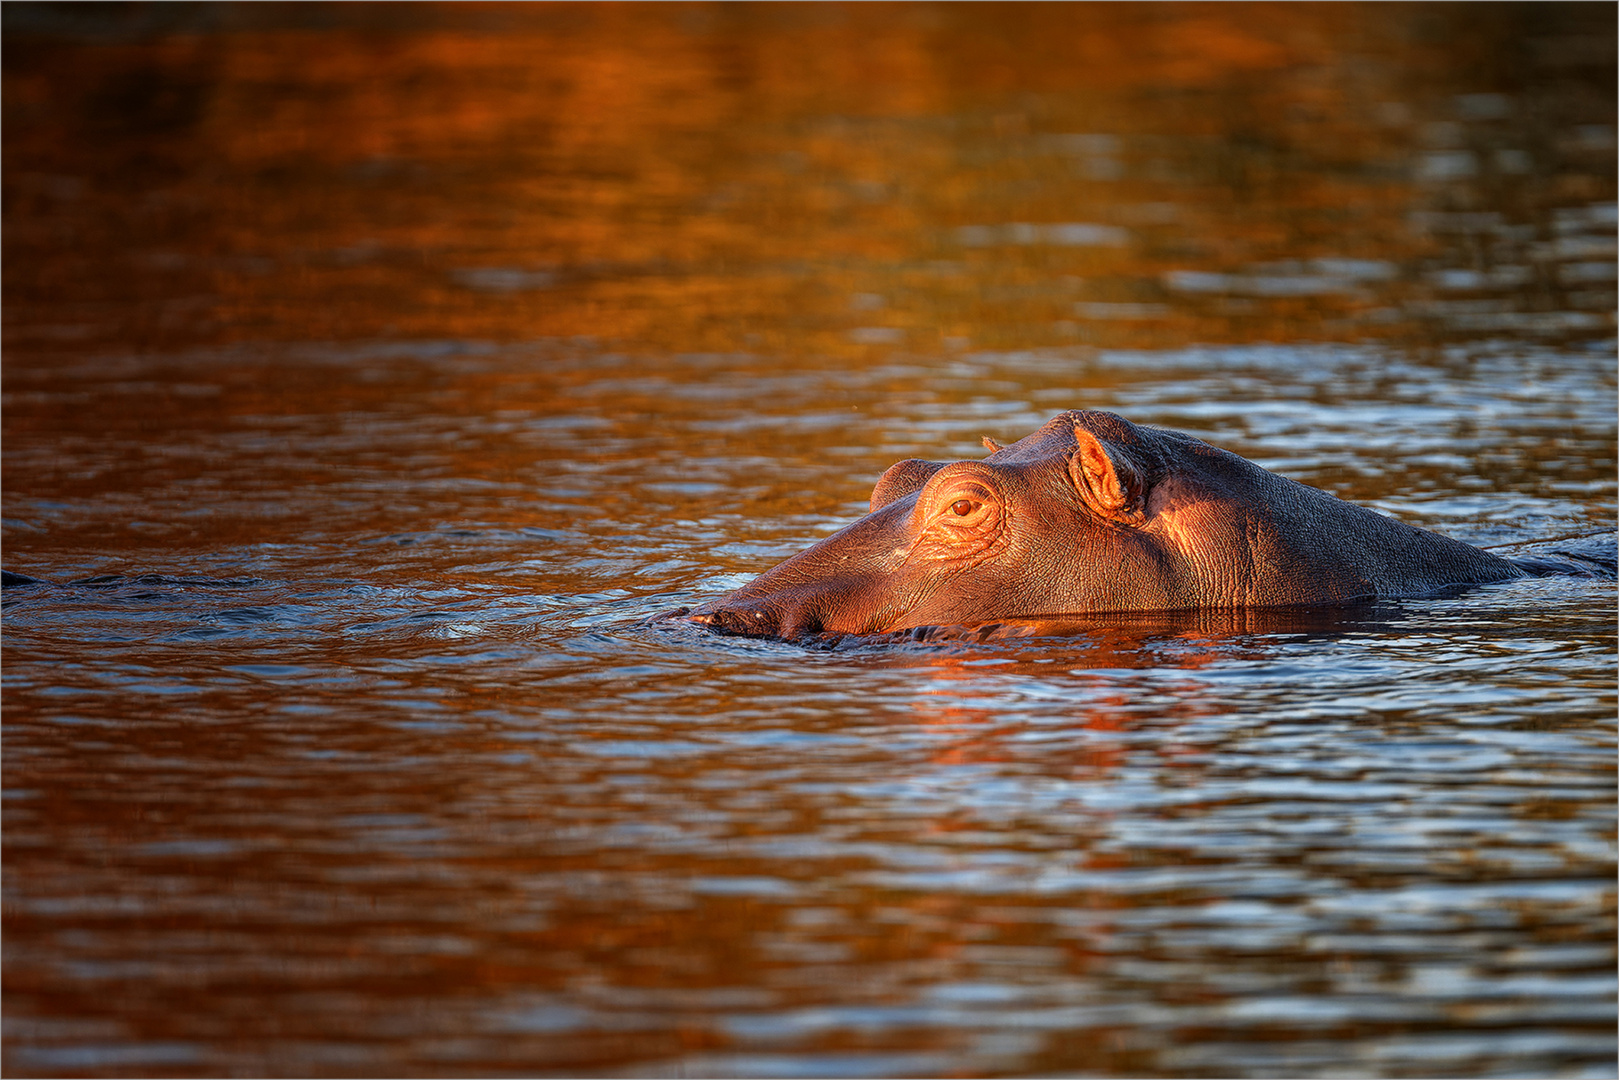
[{"x1": 688, "y1": 410, "x2": 1528, "y2": 639}]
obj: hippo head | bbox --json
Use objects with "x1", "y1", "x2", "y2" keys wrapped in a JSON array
[
  {"x1": 685, "y1": 408, "x2": 1528, "y2": 640},
  {"x1": 689, "y1": 411, "x2": 1197, "y2": 639}
]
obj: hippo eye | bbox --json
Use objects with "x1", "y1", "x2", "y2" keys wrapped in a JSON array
[{"x1": 950, "y1": 499, "x2": 977, "y2": 516}]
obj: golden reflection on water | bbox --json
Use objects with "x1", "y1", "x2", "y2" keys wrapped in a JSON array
[
  {"x1": 5, "y1": 2, "x2": 1614, "y2": 361},
  {"x1": 2, "y1": 4, "x2": 1615, "y2": 1078}
]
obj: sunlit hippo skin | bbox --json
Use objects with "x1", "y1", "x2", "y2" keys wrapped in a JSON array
[{"x1": 687, "y1": 410, "x2": 1531, "y2": 640}]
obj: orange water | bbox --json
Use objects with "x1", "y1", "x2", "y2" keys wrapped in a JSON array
[{"x1": 4, "y1": 5, "x2": 1615, "y2": 1076}]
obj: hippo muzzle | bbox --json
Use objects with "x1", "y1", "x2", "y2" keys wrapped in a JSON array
[
  {"x1": 688, "y1": 597, "x2": 815, "y2": 639},
  {"x1": 689, "y1": 501, "x2": 918, "y2": 639}
]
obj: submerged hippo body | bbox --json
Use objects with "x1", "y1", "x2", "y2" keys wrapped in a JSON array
[{"x1": 689, "y1": 410, "x2": 1530, "y2": 639}]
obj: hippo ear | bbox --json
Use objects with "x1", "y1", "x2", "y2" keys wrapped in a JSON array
[
  {"x1": 1070, "y1": 430, "x2": 1145, "y2": 521},
  {"x1": 870, "y1": 459, "x2": 947, "y2": 512}
]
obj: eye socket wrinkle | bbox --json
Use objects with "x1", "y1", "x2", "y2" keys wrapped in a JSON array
[{"x1": 926, "y1": 470, "x2": 998, "y2": 509}]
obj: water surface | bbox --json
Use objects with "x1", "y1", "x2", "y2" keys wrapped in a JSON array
[{"x1": 3, "y1": 5, "x2": 1615, "y2": 1077}]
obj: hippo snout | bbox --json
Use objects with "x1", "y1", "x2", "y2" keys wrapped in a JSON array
[{"x1": 689, "y1": 598, "x2": 822, "y2": 639}]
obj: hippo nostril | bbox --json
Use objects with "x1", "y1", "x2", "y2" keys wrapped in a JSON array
[{"x1": 736, "y1": 609, "x2": 777, "y2": 634}]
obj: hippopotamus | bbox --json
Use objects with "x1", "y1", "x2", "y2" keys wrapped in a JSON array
[{"x1": 686, "y1": 410, "x2": 1543, "y2": 640}]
